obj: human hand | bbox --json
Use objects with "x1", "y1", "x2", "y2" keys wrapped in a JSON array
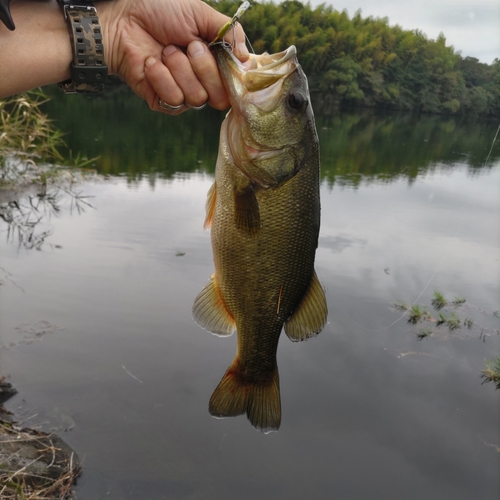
[{"x1": 99, "y1": 0, "x2": 249, "y2": 114}]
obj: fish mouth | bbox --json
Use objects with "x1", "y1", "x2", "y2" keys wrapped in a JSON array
[
  {"x1": 212, "y1": 44, "x2": 304, "y2": 173},
  {"x1": 212, "y1": 44, "x2": 298, "y2": 104}
]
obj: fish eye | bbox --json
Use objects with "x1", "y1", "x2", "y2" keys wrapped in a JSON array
[{"x1": 287, "y1": 92, "x2": 307, "y2": 111}]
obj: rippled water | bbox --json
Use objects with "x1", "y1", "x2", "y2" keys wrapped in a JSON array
[{"x1": 1, "y1": 90, "x2": 499, "y2": 499}]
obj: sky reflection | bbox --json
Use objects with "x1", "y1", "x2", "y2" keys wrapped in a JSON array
[{"x1": 0, "y1": 159, "x2": 498, "y2": 499}]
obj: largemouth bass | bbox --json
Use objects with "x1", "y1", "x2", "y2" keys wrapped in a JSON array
[{"x1": 193, "y1": 42, "x2": 327, "y2": 432}]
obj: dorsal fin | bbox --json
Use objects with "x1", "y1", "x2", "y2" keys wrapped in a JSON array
[
  {"x1": 204, "y1": 182, "x2": 217, "y2": 230},
  {"x1": 284, "y1": 271, "x2": 327, "y2": 342},
  {"x1": 234, "y1": 184, "x2": 260, "y2": 233},
  {"x1": 192, "y1": 275, "x2": 236, "y2": 336}
]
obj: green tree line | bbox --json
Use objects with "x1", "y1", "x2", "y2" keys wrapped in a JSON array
[{"x1": 208, "y1": 0, "x2": 500, "y2": 117}]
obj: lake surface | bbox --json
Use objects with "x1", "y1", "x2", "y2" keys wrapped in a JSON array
[{"x1": 1, "y1": 88, "x2": 499, "y2": 499}]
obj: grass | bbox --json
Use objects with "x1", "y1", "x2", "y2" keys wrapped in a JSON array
[
  {"x1": 451, "y1": 295, "x2": 466, "y2": 306},
  {"x1": 0, "y1": 90, "x2": 64, "y2": 169},
  {"x1": 431, "y1": 291, "x2": 447, "y2": 310},
  {"x1": 447, "y1": 312, "x2": 462, "y2": 330},
  {"x1": 481, "y1": 356, "x2": 500, "y2": 389},
  {"x1": 417, "y1": 328, "x2": 434, "y2": 340},
  {"x1": 392, "y1": 290, "x2": 490, "y2": 341},
  {"x1": 407, "y1": 304, "x2": 431, "y2": 325},
  {"x1": 1, "y1": 91, "x2": 99, "y2": 250},
  {"x1": 436, "y1": 311, "x2": 461, "y2": 330},
  {"x1": 393, "y1": 300, "x2": 409, "y2": 312},
  {"x1": 464, "y1": 318, "x2": 474, "y2": 329},
  {"x1": 0, "y1": 421, "x2": 81, "y2": 500},
  {"x1": 0, "y1": 90, "x2": 97, "y2": 189}
]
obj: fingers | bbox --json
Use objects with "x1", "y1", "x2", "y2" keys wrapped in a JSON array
[
  {"x1": 144, "y1": 42, "x2": 233, "y2": 113},
  {"x1": 187, "y1": 41, "x2": 229, "y2": 110},
  {"x1": 143, "y1": 55, "x2": 187, "y2": 115},
  {"x1": 162, "y1": 45, "x2": 208, "y2": 108}
]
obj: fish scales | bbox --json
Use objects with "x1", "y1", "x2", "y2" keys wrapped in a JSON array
[
  {"x1": 213, "y1": 124, "x2": 320, "y2": 369},
  {"x1": 193, "y1": 44, "x2": 327, "y2": 432}
]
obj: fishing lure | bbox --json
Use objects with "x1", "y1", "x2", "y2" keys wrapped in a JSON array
[
  {"x1": 210, "y1": 0, "x2": 250, "y2": 46},
  {"x1": 0, "y1": 0, "x2": 14, "y2": 31}
]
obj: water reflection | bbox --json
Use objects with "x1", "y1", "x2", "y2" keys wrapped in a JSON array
[
  {"x1": 0, "y1": 89, "x2": 498, "y2": 499},
  {"x1": 0, "y1": 181, "x2": 93, "y2": 250},
  {"x1": 41, "y1": 86, "x2": 500, "y2": 185}
]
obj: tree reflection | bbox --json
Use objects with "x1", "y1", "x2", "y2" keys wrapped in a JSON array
[{"x1": 41, "y1": 85, "x2": 500, "y2": 188}]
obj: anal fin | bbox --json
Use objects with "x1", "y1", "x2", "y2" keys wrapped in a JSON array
[
  {"x1": 192, "y1": 275, "x2": 236, "y2": 336},
  {"x1": 284, "y1": 271, "x2": 328, "y2": 342}
]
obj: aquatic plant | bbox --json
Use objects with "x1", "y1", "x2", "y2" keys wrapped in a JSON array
[
  {"x1": 481, "y1": 356, "x2": 500, "y2": 389},
  {"x1": 447, "y1": 312, "x2": 462, "y2": 330},
  {"x1": 436, "y1": 312, "x2": 448, "y2": 327},
  {"x1": 407, "y1": 304, "x2": 431, "y2": 325},
  {"x1": 393, "y1": 300, "x2": 409, "y2": 311},
  {"x1": 417, "y1": 328, "x2": 434, "y2": 340},
  {"x1": 436, "y1": 312, "x2": 461, "y2": 330},
  {"x1": 431, "y1": 291, "x2": 447, "y2": 310},
  {"x1": 464, "y1": 318, "x2": 474, "y2": 329},
  {"x1": 452, "y1": 295, "x2": 466, "y2": 306}
]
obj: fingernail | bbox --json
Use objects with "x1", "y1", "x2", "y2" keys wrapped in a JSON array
[
  {"x1": 188, "y1": 41, "x2": 206, "y2": 58},
  {"x1": 145, "y1": 57, "x2": 157, "y2": 69},
  {"x1": 163, "y1": 45, "x2": 179, "y2": 58},
  {"x1": 237, "y1": 43, "x2": 250, "y2": 61}
]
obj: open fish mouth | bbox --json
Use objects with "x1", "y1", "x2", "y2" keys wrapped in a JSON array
[{"x1": 212, "y1": 43, "x2": 298, "y2": 98}]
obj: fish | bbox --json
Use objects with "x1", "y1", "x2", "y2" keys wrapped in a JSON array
[{"x1": 192, "y1": 42, "x2": 327, "y2": 432}]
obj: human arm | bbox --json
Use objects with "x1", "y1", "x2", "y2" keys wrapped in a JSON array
[{"x1": 0, "y1": 0, "x2": 249, "y2": 112}]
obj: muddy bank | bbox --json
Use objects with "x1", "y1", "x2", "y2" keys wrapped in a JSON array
[{"x1": 0, "y1": 380, "x2": 81, "y2": 499}]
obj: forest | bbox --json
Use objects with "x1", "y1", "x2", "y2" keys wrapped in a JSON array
[{"x1": 208, "y1": 1, "x2": 500, "y2": 117}]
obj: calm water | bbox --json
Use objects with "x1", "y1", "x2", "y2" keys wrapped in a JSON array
[{"x1": 1, "y1": 88, "x2": 499, "y2": 499}]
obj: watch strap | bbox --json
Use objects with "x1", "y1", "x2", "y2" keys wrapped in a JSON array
[{"x1": 57, "y1": 0, "x2": 107, "y2": 94}]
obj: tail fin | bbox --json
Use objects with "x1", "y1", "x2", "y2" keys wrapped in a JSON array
[{"x1": 209, "y1": 359, "x2": 281, "y2": 433}]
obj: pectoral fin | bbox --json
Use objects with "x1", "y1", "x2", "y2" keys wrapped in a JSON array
[
  {"x1": 284, "y1": 271, "x2": 328, "y2": 342},
  {"x1": 204, "y1": 182, "x2": 217, "y2": 230},
  {"x1": 234, "y1": 184, "x2": 260, "y2": 233},
  {"x1": 192, "y1": 275, "x2": 236, "y2": 336}
]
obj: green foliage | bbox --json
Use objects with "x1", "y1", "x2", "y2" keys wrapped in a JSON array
[
  {"x1": 0, "y1": 90, "x2": 64, "y2": 168},
  {"x1": 407, "y1": 304, "x2": 431, "y2": 325},
  {"x1": 208, "y1": 1, "x2": 500, "y2": 116},
  {"x1": 481, "y1": 356, "x2": 500, "y2": 389},
  {"x1": 452, "y1": 295, "x2": 466, "y2": 306},
  {"x1": 431, "y1": 291, "x2": 447, "y2": 310},
  {"x1": 393, "y1": 290, "x2": 497, "y2": 341},
  {"x1": 0, "y1": 90, "x2": 99, "y2": 188}
]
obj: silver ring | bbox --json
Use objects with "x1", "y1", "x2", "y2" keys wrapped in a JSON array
[
  {"x1": 187, "y1": 102, "x2": 208, "y2": 111},
  {"x1": 158, "y1": 98, "x2": 184, "y2": 112}
]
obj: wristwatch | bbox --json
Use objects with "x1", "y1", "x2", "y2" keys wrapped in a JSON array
[{"x1": 57, "y1": 0, "x2": 108, "y2": 93}]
